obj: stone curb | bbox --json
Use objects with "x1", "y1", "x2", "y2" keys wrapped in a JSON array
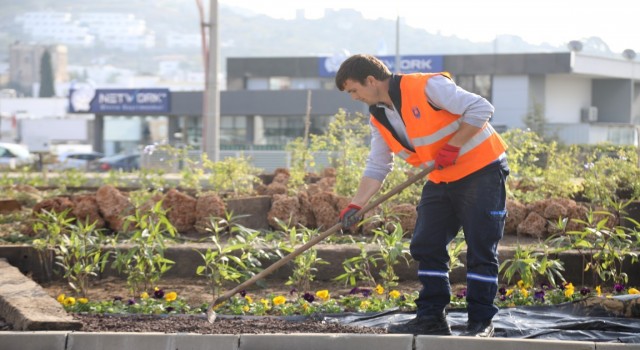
[
  {"x1": 0, "y1": 259, "x2": 82, "y2": 331},
  {"x1": 2, "y1": 332, "x2": 640, "y2": 350},
  {"x1": 2, "y1": 241, "x2": 639, "y2": 286}
]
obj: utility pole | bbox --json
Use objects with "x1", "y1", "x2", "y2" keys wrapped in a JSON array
[
  {"x1": 202, "y1": 0, "x2": 220, "y2": 161},
  {"x1": 394, "y1": 14, "x2": 401, "y2": 74}
]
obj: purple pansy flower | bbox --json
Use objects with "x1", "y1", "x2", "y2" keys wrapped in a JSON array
[{"x1": 302, "y1": 292, "x2": 315, "y2": 303}]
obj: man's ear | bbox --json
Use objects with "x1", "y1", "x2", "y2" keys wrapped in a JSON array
[{"x1": 365, "y1": 75, "x2": 376, "y2": 86}]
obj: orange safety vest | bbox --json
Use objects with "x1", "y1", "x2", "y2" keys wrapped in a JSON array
[{"x1": 370, "y1": 73, "x2": 507, "y2": 183}]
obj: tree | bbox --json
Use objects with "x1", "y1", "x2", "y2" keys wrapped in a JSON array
[{"x1": 39, "y1": 50, "x2": 55, "y2": 97}]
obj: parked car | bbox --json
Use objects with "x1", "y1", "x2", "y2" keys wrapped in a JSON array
[
  {"x1": 47, "y1": 151, "x2": 104, "y2": 171},
  {"x1": 89, "y1": 153, "x2": 140, "y2": 172},
  {"x1": 0, "y1": 142, "x2": 35, "y2": 169}
]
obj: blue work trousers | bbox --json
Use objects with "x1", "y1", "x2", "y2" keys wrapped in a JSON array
[{"x1": 411, "y1": 161, "x2": 508, "y2": 322}]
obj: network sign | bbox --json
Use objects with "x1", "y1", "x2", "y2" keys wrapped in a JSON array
[
  {"x1": 319, "y1": 55, "x2": 443, "y2": 77},
  {"x1": 69, "y1": 86, "x2": 170, "y2": 114}
]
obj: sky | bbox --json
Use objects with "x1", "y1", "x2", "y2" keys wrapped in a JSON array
[{"x1": 222, "y1": 0, "x2": 638, "y2": 54}]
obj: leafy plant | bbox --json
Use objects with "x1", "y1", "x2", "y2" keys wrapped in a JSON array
[
  {"x1": 196, "y1": 213, "x2": 275, "y2": 300},
  {"x1": 307, "y1": 109, "x2": 370, "y2": 197},
  {"x1": 55, "y1": 218, "x2": 114, "y2": 297},
  {"x1": 274, "y1": 218, "x2": 328, "y2": 292},
  {"x1": 202, "y1": 153, "x2": 262, "y2": 197},
  {"x1": 370, "y1": 223, "x2": 411, "y2": 291},
  {"x1": 448, "y1": 230, "x2": 466, "y2": 272},
  {"x1": 32, "y1": 209, "x2": 75, "y2": 281},
  {"x1": 112, "y1": 201, "x2": 177, "y2": 296},
  {"x1": 499, "y1": 244, "x2": 565, "y2": 287},
  {"x1": 334, "y1": 241, "x2": 378, "y2": 287},
  {"x1": 547, "y1": 208, "x2": 635, "y2": 285}
]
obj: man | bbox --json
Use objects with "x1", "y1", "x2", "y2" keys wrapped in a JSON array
[{"x1": 335, "y1": 54, "x2": 509, "y2": 337}]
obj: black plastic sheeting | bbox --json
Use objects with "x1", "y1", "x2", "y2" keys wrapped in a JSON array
[{"x1": 324, "y1": 295, "x2": 640, "y2": 343}]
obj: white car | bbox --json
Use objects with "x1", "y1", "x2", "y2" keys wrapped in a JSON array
[
  {"x1": 0, "y1": 142, "x2": 35, "y2": 169},
  {"x1": 48, "y1": 151, "x2": 104, "y2": 171}
]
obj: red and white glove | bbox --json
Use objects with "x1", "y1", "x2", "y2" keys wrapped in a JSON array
[
  {"x1": 339, "y1": 203, "x2": 362, "y2": 228},
  {"x1": 434, "y1": 144, "x2": 460, "y2": 170}
]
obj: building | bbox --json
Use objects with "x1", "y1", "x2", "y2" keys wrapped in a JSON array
[
  {"x1": 9, "y1": 43, "x2": 69, "y2": 96},
  {"x1": 57, "y1": 51, "x2": 640, "y2": 170}
]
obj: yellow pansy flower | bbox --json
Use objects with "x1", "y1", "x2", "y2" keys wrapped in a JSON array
[
  {"x1": 359, "y1": 300, "x2": 370, "y2": 310},
  {"x1": 242, "y1": 305, "x2": 250, "y2": 312},
  {"x1": 140, "y1": 292, "x2": 149, "y2": 299},
  {"x1": 517, "y1": 280, "x2": 530, "y2": 289},
  {"x1": 505, "y1": 289, "x2": 514, "y2": 297},
  {"x1": 564, "y1": 286, "x2": 574, "y2": 298},
  {"x1": 245, "y1": 295, "x2": 253, "y2": 304},
  {"x1": 389, "y1": 290, "x2": 401, "y2": 299},
  {"x1": 316, "y1": 290, "x2": 330, "y2": 301},
  {"x1": 629, "y1": 288, "x2": 640, "y2": 294},
  {"x1": 375, "y1": 284, "x2": 384, "y2": 295},
  {"x1": 273, "y1": 296, "x2": 286, "y2": 305},
  {"x1": 596, "y1": 286, "x2": 602, "y2": 297},
  {"x1": 302, "y1": 303, "x2": 309, "y2": 311},
  {"x1": 63, "y1": 297, "x2": 76, "y2": 306},
  {"x1": 78, "y1": 297, "x2": 89, "y2": 304},
  {"x1": 57, "y1": 294, "x2": 66, "y2": 303},
  {"x1": 165, "y1": 292, "x2": 178, "y2": 302},
  {"x1": 260, "y1": 298, "x2": 270, "y2": 309},
  {"x1": 520, "y1": 288, "x2": 529, "y2": 298}
]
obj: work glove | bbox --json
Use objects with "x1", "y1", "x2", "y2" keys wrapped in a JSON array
[
  {"x1": 339, "y1": 203, "x2": 362, "y2": 228},
  {"x1": 434, "y1": 144, "x2": 460, "y2": 170}
]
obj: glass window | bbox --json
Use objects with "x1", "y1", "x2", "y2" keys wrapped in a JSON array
[
  {"x1": 453, "y1": 74, "x2": 492, "y2": 101},
  {"x1": 269, "y1": 77, "x2": 291, "y2": 90}
]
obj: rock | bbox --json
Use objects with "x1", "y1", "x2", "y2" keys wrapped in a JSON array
[
  {"x1": 267, "y1": 194, "x2": 301, "y2": 229},
  {"x1": 517, "y1": 211, "x2": 547, "y2": 238},
  {"x1": 310, "y1": 192, "x2": 339, "y2": 230},
  {"x1": 96, "y1": 185, "x2": 133, "y2": 233},
  {"x1": 195, "y1": 192, "x2": 227, "y2": 234},
  {"x1": 264, "y1": 182, "x2": 288, "y2": 196},
  {"x1": 71, "y1": 194, "x2": 105, "y2": 229},
  {"x1": 387, "y1": 203, "x2": 417, "y2": 234},
  {"x1": 162, "y1": 189, "x2": 197, "y2": 234},
  {"x1": 543, "y1": 200, "x2": 569, "y2": 220},
  {"x1": 297, "y1": 191, "x2": 316, "y2": 228},
  {"x1": 505, "y1": 199, "x2": 527, "y2": 235},
  {"x1": 32, "y1": 196, "x2": 74, "y2": 216}
]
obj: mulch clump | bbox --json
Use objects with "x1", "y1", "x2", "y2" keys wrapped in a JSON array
[{"x1": 74, "y1": 314, "x2": 386, "y2": 334}]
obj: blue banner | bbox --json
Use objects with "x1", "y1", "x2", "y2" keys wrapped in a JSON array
[
  {"x1": 319, "y1": 55, "x2": 443, "y2": 77},
  {"x1": 69, "y1": 87, "x2": 170, "y2": 114}
]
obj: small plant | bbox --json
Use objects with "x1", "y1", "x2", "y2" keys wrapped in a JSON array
[
  {"x1": 448, "y1": 230, "x2": 466, "y2": 272},
  {"x1": 499, "y1": 244, "x2": 565, "y2": 288},
  {"x1": 32, "y1": 209, "x2": 75, "y2": 281},
  {"x1": 547, "y1": 208, "x2": 634, "y2": 285},
  {"x1": 50, "y1": 168, "x2": 87, "y2": 191},
  {"x1": 334, "y1": 242, "x2": 378, "y2": 288},
  {"x1": 112, "y1": 200, "x2": 177, "y2": 297},
  {"x1": 371, "y1": 223, "x2": 411, "y2": 291},
  {"x1": 196, "y1": 213, "x2": 275, "y2": 300},
  {"x1": 202, "y1": 153, "x2": 262, "y2": 197},
  {"x1": 307, "y1": 109, "x2": 370, "y2": 197},
  {"x1": 55, "y1": 218, "x2": 114, "y2": 297},
  {"x1": 274, "y1": 218, "x2": 328, "y2": 292}
]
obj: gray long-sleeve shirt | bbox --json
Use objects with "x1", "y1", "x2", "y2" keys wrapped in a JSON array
[{"x1": 363, "y1": 75, "x2": 495, "y2": 182}]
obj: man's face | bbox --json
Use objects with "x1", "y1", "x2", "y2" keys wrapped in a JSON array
[{"x1": 343, "y1": 77, "x2": 378, "y2": 105}]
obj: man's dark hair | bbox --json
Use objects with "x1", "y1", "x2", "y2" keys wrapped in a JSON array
[{"x1": 335, "y1": 54, "x2": 392, "y2": 91}]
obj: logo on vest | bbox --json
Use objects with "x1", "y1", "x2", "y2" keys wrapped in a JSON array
[{"x1": 412, "y1": 106, "x2": 421, "y2": 119}]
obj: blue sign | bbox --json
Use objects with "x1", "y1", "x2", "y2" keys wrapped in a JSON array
[
  {"x1": 69, "y1": 87, "x2": 170, "y2": 114},
  {"x1": 319, "y1": 55, "x2": 443, "y2": 77}
]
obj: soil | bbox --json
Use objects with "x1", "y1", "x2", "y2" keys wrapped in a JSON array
[
  {"x1": 74, "y1": 314, "x2": 387, "y2": 334},
  {"x1": 39, "y1": 277, "x2": 431, "y2": 334}
]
